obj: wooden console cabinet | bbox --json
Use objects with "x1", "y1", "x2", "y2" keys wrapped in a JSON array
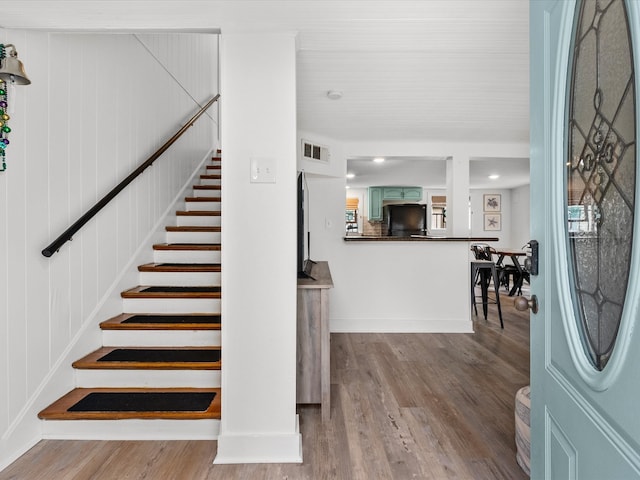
[{"x1": 296, "y1": 261, "x2": 333, "y2": 422}]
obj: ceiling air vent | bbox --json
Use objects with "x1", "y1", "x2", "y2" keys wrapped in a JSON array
[{"x1": 302, "y1": 139, "x2": 329, "y2": 163}]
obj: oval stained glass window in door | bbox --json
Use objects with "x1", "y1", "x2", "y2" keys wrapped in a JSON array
[{"x1": 567, "y1": 0, "x2": 636, "y2": 370}]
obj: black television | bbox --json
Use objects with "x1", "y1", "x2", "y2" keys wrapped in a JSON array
[
  {"x1": 383, "y1": 204, "x2": 427, "y2": 237},
  {"x1": 297, "y1": 171, "x2": 314, "y2": 278}
]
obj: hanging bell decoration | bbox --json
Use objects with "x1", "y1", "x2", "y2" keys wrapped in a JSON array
[{"x1": 0, "y1": 44, "x2": 30, "y2": 85}]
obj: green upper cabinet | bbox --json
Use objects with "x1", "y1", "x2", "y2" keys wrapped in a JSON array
[
  {"x1": 381, "y1": 186, "x2": 422, "y2": 201},
  {"x1": 401, "y1": 187, "x2": 423, "y2": 201},
  {"x1": 367, "y1": 186, "x2": 423, "y2": 221},
  {"x1": 382, "y1": 187, "x2": 404, "y2": 200},
  {"x1": 368, "y1": 187, "x2": 384, "y2": 221}
]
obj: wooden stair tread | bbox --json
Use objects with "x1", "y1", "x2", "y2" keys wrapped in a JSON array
[
  {"x1": 185, "y1": 196, "x2": 221, "y2": 202},
  {"x1": 72, "y1": 346, "x2": 221, "y2": 370},
  {"x1": 100, "y1": 313, "x2": 221, "y2": 330},
  {"x1": 153, "y1": 243, "x2": 221, "y2": 250},
  {"x1": 165, "y1": 226, "x2": 221, "y2": 232},
  {"x1": 200, "y1": 174, "x2": 221, "y2": 180},
  {"x1": 121, "y1": 285, "x2": 221, "y2": 299},
  {"x1": 206, "y1": 165, "x2": 221, "y2": 170},
  {"x1": 175, "y1": 210, "x2": 221, "y2": 216},
  {"x1": 194, "y1": 185, "x2": 221, "y2": 190},
  {"x1": 138, "y1": 262, "x2": 221, "y2": 272},
  {"x1": 38, "y1": 387, "x2": 221, "y2": 420}
]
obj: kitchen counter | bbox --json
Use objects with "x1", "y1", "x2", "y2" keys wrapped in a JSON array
[
  {"x1": 331, "y1": 239, "x2": 480, "y2": 333},
  {"x1": 343, "y1": 235, "x2": 499, "y2": 242}
]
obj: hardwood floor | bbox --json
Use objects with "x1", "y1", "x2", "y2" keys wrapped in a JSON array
[{"x1": 1, "y1": 297, "x2": 529, "y2": 480}]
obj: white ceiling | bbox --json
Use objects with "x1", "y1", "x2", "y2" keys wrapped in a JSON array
[
  {"x1": 347, "y1": 156, "x2": 447, "y2": 189},
  {"x1": 0, "y1": 1, "x2": 530, "y2": 187},
  {"x1": 346, "y1": 155, "x2": 530, "y2": 190}
]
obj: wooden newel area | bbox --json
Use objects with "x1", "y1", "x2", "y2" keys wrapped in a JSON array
[{"x1": 297, "y1": 261, "x2": 333, "y2": 422}]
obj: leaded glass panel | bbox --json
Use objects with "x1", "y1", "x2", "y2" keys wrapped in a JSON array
[{"x1": 567, "y1": 0, "x2": 635, "y2": 370}]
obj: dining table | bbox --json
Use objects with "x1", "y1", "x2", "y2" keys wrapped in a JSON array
[{"x1": 493, "y1": 248, "x2": 528, "y2": 296}]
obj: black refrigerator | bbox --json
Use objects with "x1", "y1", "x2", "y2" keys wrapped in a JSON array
[{"x1": 383, "y1": 204, "x2": 427, "y2": 237}]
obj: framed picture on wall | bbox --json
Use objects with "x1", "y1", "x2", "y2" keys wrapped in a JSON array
[
  {"x1": 483, "y1": 194, "x2": 501, "y2": 212},
  {"x1": 484, "y1": 213, "x2": 501, "y2": 231}
]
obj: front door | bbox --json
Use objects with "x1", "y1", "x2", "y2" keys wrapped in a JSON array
[{"x1": 530, "y1": 1, "x2": 640, "y2": 478}]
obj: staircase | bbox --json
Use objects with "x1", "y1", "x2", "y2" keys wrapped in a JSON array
[{"x1": 38, "y1": 153, "x2": 223, "y2": 439}]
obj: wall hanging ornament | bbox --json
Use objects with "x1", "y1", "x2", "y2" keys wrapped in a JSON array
[
  {"x1": 0, "y1": 43, "x2": 31, "y2": 172},
  {"x1": 0, "y1": 79, "x2": 11, "y2": 172}
]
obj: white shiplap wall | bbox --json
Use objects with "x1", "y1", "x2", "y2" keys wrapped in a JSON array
[{"x1": 0, "y1": 29, "x2": 218, "y2": 468}]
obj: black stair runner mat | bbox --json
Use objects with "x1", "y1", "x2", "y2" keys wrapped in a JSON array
[
  {"x1": 98, "y1": 349, "x2": 221, "y2": 363},
  {"x1": 140, "y1": 286, "x2": 221, "y2": 293},
  {"x1": 68, "y1": 392, "x2": 216, "y2": 412},
  {"x1": 122, "y1": 314, "x2": 220, "y2": 324}
]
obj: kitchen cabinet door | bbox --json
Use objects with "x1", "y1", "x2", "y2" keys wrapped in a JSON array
[
  {"x1": 382, "y1": 187, "x2": 404, "y2": 200},
  {"x1": 368, "y1": 187, "x2": 383, "y2": 221},
  {"x1": 402, "y1": 187, "x2": 422, "y2": 201}
]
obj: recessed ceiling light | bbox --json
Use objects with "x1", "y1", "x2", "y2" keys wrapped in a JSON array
[
  {"x1": 488, "y1": 174, "x2": 500, "y2": 180},
  {"x1": 346, "y1": 173, "x2": 355, "y2": 179},
  {"x1": 345, "y1": 185, "x2": 350, "y2": 189},
  {"x1": 327, "y1": 90, "x2": 343, "y2": 100},
  {"x1": 373, "y1": 157, "x2": 385, "y2": 163}
]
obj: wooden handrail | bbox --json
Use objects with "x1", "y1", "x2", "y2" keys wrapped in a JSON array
[{"x1": 42, "y1": 94, "x2": 220, "y2": 258}]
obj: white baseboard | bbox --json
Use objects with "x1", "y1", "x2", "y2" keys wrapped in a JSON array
[
  {"x1": 213, "y1": 415, "x2": 302, "y2": 464},
  {"x1": 0, "y1": 434, "x2": 40, "y2": 473},
  {"x1": 330, "y1": 317, "x2": 474, "y2": 333}
]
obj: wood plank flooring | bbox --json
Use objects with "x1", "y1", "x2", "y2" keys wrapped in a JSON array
[{"x1": 1, "y1": 297, "x2": 530, "y2": 480}]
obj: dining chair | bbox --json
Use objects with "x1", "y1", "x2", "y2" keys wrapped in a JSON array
[
  {"x1": 470, "y1": 243, "x2": 492, "y2": 261},
  {"x1": 470, "y1": 244, "x2": 493, "y2": 286},
  {"x1": 471, "y1": 243, "x2": 512, "y2": 291},
  {"x1": 470, "y1": 260, "x2": 504, "y2": 328}
]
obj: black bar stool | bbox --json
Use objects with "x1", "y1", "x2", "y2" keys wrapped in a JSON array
[{"x1": 470, "y1": 260, "x2": 504, "y2": 328}]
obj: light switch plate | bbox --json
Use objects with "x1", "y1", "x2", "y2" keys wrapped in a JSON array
[{"x1": 250, "y1": 157, "x2": 276, "y2": 183}]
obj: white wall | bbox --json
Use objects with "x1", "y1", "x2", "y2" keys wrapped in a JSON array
[
  {"x1": 511, "y1": 184, "x2": 531, "y2": 249},
  {"x1": 470, "y1": 188, "x2": 512, "y2": 247},
  {"x1": 298, "y1": 130, "x2": 345, "y2": 178},
  {"x1": 216, "y1": 33, "x2": 301, "y2": 464},
  {"x1": 469, "y1": 186, "x2": 531, "y2": 249},
  {"x1": 0, "y1": 29, "x2": 218, "y2": 470}
]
